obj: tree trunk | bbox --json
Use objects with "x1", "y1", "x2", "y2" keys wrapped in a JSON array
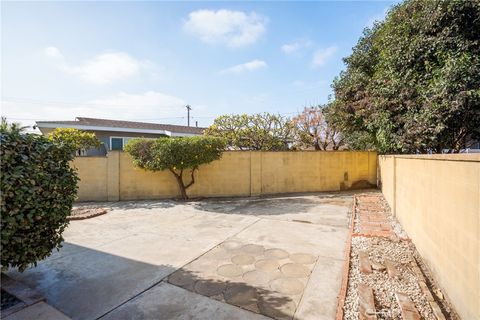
[
  {"x1": 169, "y1": 168, "x2": 196, "y2": 200},
  {"x1": 175, "y1": 174, "x2": 188, "y2": 199},
  {"x1": 313, "y1": 138, "x2": 321, "y2": 150}
]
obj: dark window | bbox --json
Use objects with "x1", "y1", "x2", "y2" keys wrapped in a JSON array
[{"x1": 111, "y1": 138, "x2": 123, "y2": 150}]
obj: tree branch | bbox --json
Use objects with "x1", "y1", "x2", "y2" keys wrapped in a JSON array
[
  {"x1": 169, "y1": 168, "x2": 180, "y2": 178},
  {"x1": 184, "y1": 167, "x2": 198, "y2": 189}
]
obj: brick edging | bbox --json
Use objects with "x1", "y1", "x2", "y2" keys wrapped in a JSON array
[
  {"x1": 68, "y1": 210, "x2": 107, "y2": 221},
  {"x1": 351, "y1": 233, "x2": 410, "y2": 241},
  {"x1": 335, "y1": 195, "x2": 357, "y2": 320}
]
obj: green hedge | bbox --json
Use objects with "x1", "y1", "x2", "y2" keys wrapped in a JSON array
[{"x1": 1, "y1": 125, "x2": 78, "y2": 271}]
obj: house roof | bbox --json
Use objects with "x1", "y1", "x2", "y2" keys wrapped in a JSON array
[{"x1": 36, "y1": 117, "x2": 205, "y2": 136}]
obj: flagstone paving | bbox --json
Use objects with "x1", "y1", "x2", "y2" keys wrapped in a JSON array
[{"x1": 167, "y1": 241, "x2": 318, "y2": 319}]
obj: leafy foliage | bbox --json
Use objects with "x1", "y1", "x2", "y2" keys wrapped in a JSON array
[
  {"x1": 330, "y1": 0, "x2": 480, "y2": 153},
  {"x1": 48, "y1": 128, "x2": 101, "y2": 155},
  {"x1": 292, "y1": 105, "x2": 344, "y2": 150},
  {"x1": 125, "y1": 136, "x2": 226, "y2": 199},
  {"x1": 204, "y1": 113, "x2": 294, "y2": 151},
  {"x1": 1, "y1": 120, "x2": 78, "y2": 272}
]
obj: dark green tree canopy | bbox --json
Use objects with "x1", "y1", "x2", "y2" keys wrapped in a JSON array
[
  {"x1": 330, "y1": 0, "x2": 480, "y2": 153},
  {"x1": 125, "y1": 136, "x2": 226, "y2": 199}
]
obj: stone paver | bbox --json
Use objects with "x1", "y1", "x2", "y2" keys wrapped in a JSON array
[
  {"x1": 385, "y1": 259, "x2": 400, "y2": 278},
  {"x1": 6, "y1": 193, "x2": 352, "y2": 320},
  {"x1": 396, "y1": 292, "x2": 421, "y2": 320},
  {"x1": 358, "y1": 251, "x2": 372, "y2": 274},
  {"x1": 358, "y1": 283, "x2": 377, "y2": 320}
]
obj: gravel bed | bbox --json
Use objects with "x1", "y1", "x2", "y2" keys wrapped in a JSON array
[
  {"x1": 382, "y1": 200, "x2": 408, "y2": 239},
  {"x1": 344, "y1": 236, "x2": 436, "y2": 320}
]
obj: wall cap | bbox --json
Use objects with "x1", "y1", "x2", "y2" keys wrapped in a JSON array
[{"x1": 379, "y1": 154, "x2": 480, "y2": 162}]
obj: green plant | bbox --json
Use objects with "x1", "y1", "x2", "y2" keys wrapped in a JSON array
[
  {"x1": 48, "y1": 128, "x2": 101, "y2": 155},
  {"x1": 205, "y1": 113, "x2": 294, "y2": 151},
  {"x1": 329, "y1": 0, "x2": 480, "y2": 153},
  {"x1": 1, "y1": 120, "x2": 79, "y2": 271},
  {"x1": 125, "y1": 136, "x2": 226, "y2": 199}
]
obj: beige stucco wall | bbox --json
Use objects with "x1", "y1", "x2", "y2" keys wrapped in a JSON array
[
  {"x1": 74, "y1": 150, "x2": 377, "y2": 202},
  {"x1": 72, "y1": 156, "x2": 108, "y2": 201},
  {"x1": 378, "y1": 154, "x2": 480, "y2": 320}
]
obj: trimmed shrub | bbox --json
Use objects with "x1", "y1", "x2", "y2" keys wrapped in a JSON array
[
  {"x1": 1, "y1": 123, "x2": 78, "y2": 271},
  {"x1": 125, "y1": 136, "x2": 226, "y2": 199}
]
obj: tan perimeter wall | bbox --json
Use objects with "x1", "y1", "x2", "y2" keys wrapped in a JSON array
[
  {"x1": 73, "y1": 150, "x2": 377, "y2": 202},
  {"x1": 378, "y1": 154, "x2": 480, "y2": 320}
]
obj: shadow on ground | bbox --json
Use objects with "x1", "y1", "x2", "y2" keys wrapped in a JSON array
[
  {"x1": 6, "y1": 243, "x2": 294, "y2": 320},
  {"x1": 73, "y1": 199, "x2": 177, "y2": 211},
  {"x1": 192, "y1": 192, "x2": 355, "y2": 216},
  {"x1": 73, "y1": 191, "x2": 372, "y2": 216}
]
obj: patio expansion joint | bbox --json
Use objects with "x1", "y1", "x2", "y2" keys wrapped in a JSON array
[
  {"x1": 292, "y1": 255, "x2": 321, "y2": 319},
  {"x1": 256, "y1": 215, "x2": 350, "y2": 230},
  {"x1": 95, "y1": 217, "x2": 263, "y2": 320}
]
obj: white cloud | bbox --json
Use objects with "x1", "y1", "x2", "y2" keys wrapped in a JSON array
[
  {"x1": 183, "y1": 9, "x2": 267, "y2": 47},
  {"x1": 88, "y1": 91, "x2": 185, "y2": 112},
  {"x1": 1, "y1": 91, "x2": 196, "y2": 130},
  {"x1": 281, "y1": 39, "x2": 312, "y2": 54},
  {"x1": 45, "y1": 47, "x2": 149, "y2": 85},
  {"x1": 220, "y1": 59, "x2": 267, "y2": 74},
  {"x1": 312, "y1": 46, "x2": 338, "y2": 67},
  {"x1": 44, "y1": 46, "x2": 64, "y2": 59}
]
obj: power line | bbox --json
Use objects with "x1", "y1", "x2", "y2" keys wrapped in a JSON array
[
  {"x1": 2, "y1": 116, "x2": 188, "y2": 121},
  {"x1": 2, "y1": 96, "x2": 189, "y2": 109},
  {"x1": 2, "y1": 96, "x2": 303, "y2": 120}
]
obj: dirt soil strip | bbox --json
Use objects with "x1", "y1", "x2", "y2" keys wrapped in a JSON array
[{"x1": 335, "y1": 195, "x2": 357, "y2": 320}]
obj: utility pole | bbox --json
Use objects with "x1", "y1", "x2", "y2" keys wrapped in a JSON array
[{"x1": 186, "y1": 105, "x2": 192, "y2": 127}]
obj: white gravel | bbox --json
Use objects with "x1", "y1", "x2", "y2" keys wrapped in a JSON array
[
  {"x1": 344, "y1": 236, "x2": 436, "y2": 320},
  {"x1": 344, "y1": 193, "x2": 458, "y2": 319}
]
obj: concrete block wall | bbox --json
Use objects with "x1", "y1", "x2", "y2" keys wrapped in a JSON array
[
  {"x1": 378, "y1": 154, "x2": 480, "y2": 320},
  {"x1": 73, "y1": 150, "x2": 377, "y2": 202}
]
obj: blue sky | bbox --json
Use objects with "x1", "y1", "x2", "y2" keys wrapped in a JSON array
[{"x1": 1, "y1": 1, "x2": 398, "y2": 130}]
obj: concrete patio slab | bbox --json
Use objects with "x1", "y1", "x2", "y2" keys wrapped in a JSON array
[
  {"x1": 101, "y1": 282, "x2": 270, "y2": 320},
  {"x1": 6, "y1": 192, "x2": 352, "y2": 320},
  {"x1": 4, "y1": 302, "x2": 71, "y2": 320}
]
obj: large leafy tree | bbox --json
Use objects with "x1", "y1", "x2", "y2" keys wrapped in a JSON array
[
  {"x1": 330, "y1": 0, "x2": 480, "y2": 153},
  {"x1": 205, "y1": 113, "x2": 294, "y2": 151},
  {"x1": 125, "y1": 136, "x2": 226, "y2": 199},
  {"x1": 292, "y1": 105, "x2": 344, "y2": 150}
]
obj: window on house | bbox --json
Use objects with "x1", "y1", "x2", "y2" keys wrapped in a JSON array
[
  {"x1": 111, "y1": 137, "x2": 124, "y2": 150},
  {"x1": 110, "y1": 137, "x2": 135, "y2": 150}
]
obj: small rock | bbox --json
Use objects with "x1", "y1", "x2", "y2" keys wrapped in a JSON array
[
  {"x1": 371, "y1": 262, "x2": 386, "y2": 271},
  {"x1": 433, "y1": 288, "x2": 444, "y2": 300}
]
